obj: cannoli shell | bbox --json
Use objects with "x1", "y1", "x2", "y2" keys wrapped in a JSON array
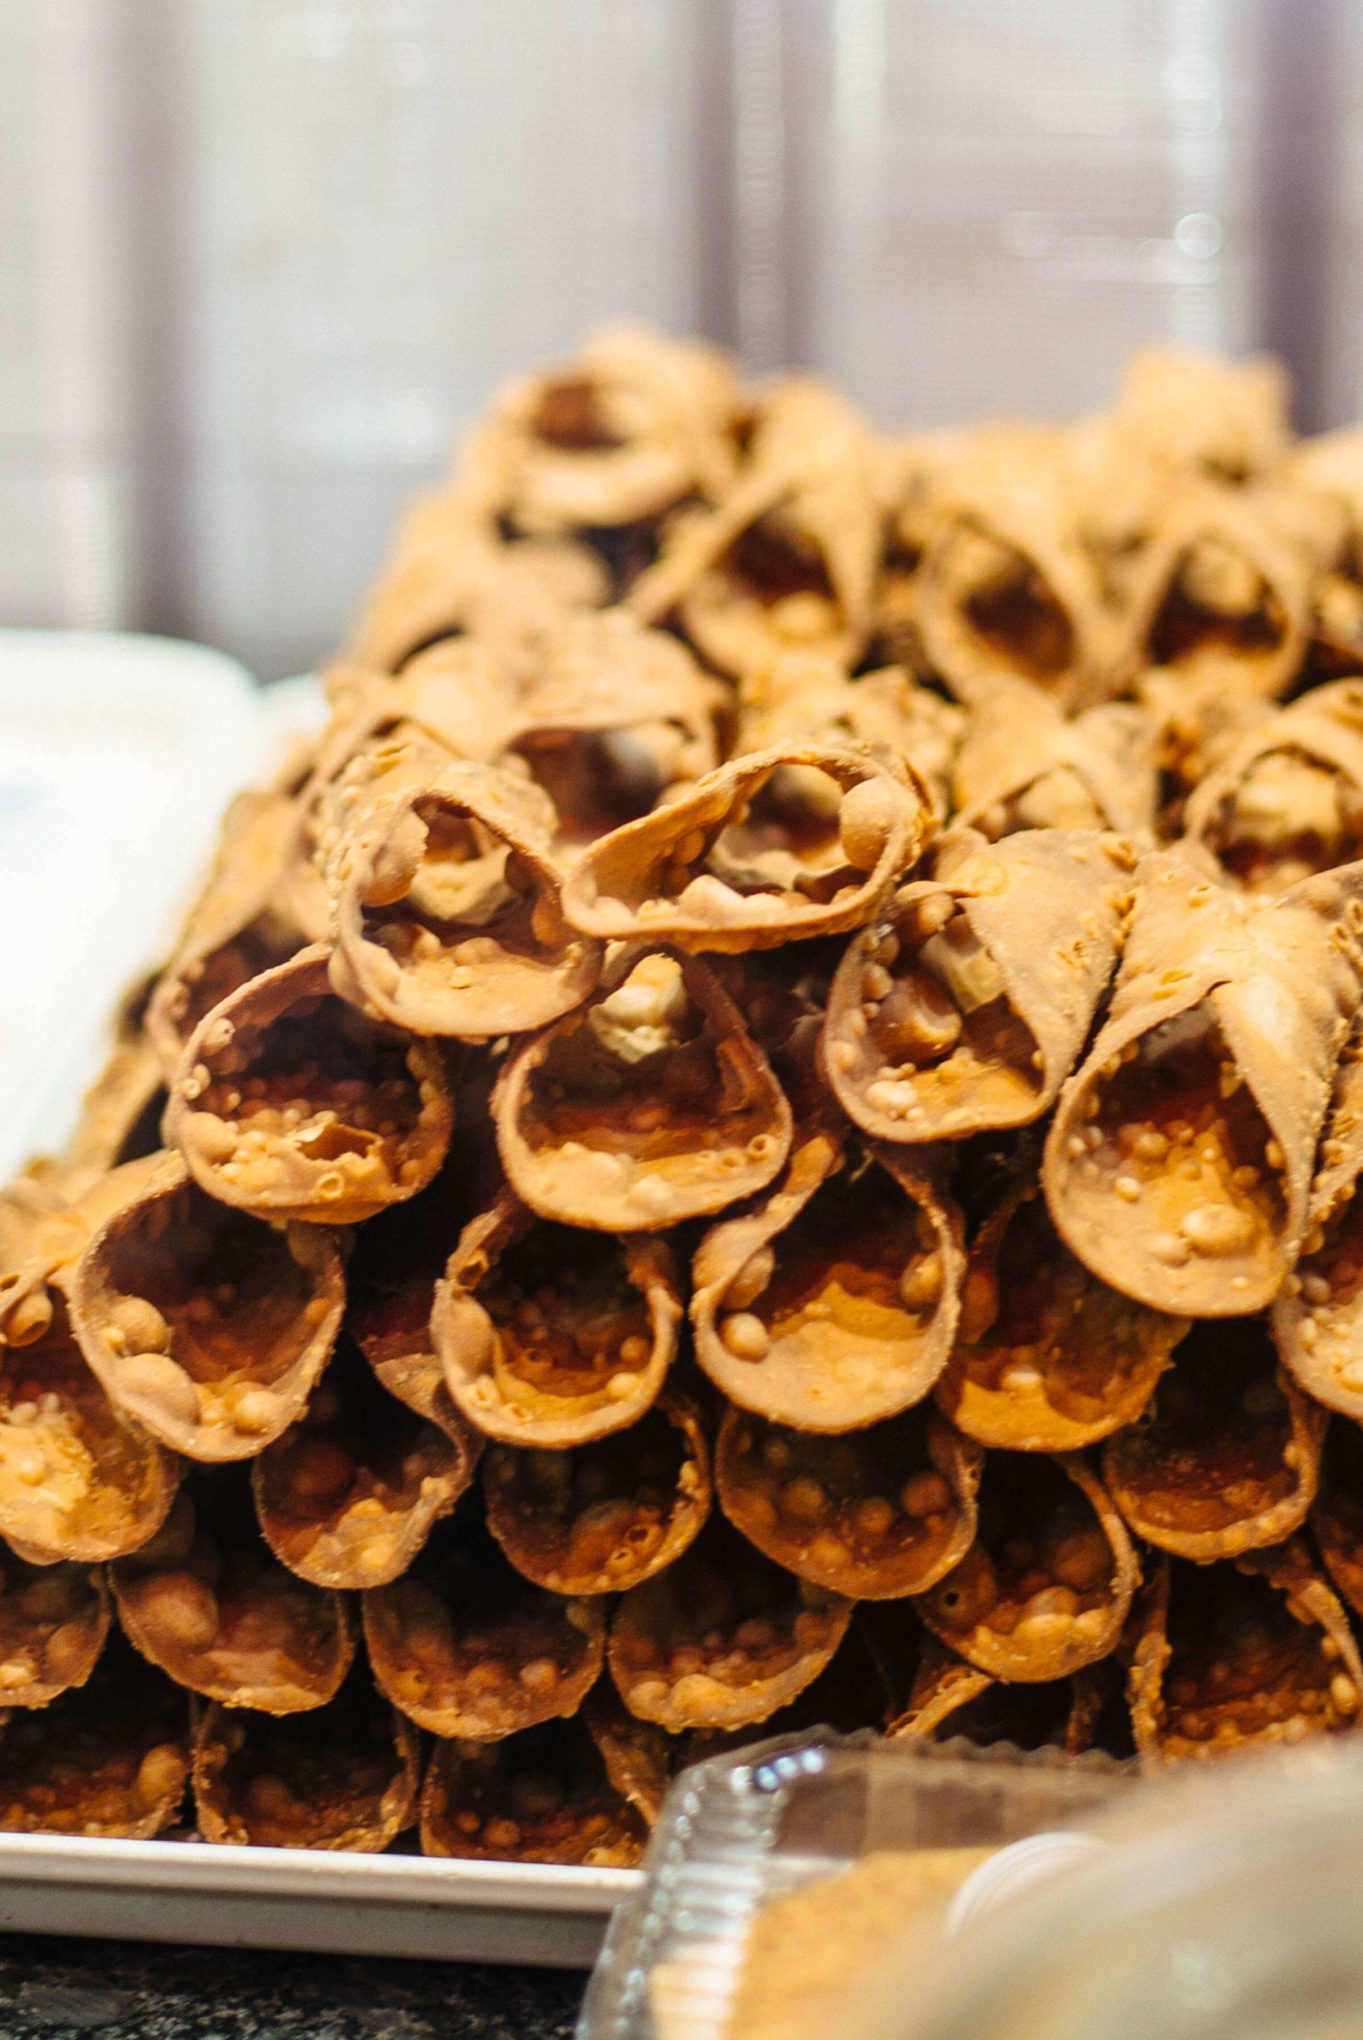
[
  {"x1": 951, "y1": 678, "x2": 1159, "y2": 841},
  {"x1": 0, "y1": 1556, "x2": 110, "y2": 1709},
  {"x1": 1308, "y1": 1417, "x2": 1363, "y2": 1620},
  {"x1": 420, "y1": 1714, "x2": 648, "y2": 1866},
  {"x1": 0, "y1": 1640, "x2": 189, "y2": 1838},
  {"x1": 1273, "y1": 1045, "x2": 1363, "y2": 1416},
  {"x1": 690, "y1": 1129, "x2": 965, "y2": 1431}
]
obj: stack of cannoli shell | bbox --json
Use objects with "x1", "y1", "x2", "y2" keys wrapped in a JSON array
[{"x1": 15, "y1": 327, "x2": 1363, "y2": 1865}]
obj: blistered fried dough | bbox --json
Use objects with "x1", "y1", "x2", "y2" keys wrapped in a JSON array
[
  {"x1": 825, "y1": 829, "x2": 1132, "y2": 1144},
  {"x1": 1128, "y1": 1545, "x2": 1363, "y2": 1760},
  {"x1": 0, "y1": 1172, "x2": 93, "y2": 1351},
  {"x1": 715, "y1": 1403, "x2": 978, "y2": 1599},
  {"x1": 914, "y1": 481, "x2": 1112, "y2": 707},
  {"x1": 1043, "y1": 851, "x2": 1363, "y2": 1316},
  {"x1": 952, "y1": 680, "x2": 1159, "y2": 842},
  {"x1": 432, "y1": 1198, "x2": 681, "y2": 1447},
  {"x1": 914, "y1": 1453, "x2": 1136, "y2": 1682},
  {"x1": 685, "y1": 1613, "x2": 905, "y2": 1760},
  {"x1": 628, "y1": 377, "x2": 879, "y2": 675},
  {"x1": 147, "y1": 788, "x2": 305, "y2": 1076},
  {"x1": 563, "y1": 744, "x2": 931, "y2": 954},
  {"x1": 343, "y1": 494, "x2": 610, "y2": 673},
  {"x1": 253, "y1": 1342, "x2": 471, "y2": 1590},
  {"x1": 70, "y1": 1154, "x2": 343, "y2": 1461},
  {"x1": 1183, "y1": 680, "x2": 1363, "y2": 892},
  {"x1": 194, "y1": 1672, "x2": 420, "y2": 1850},
  {"x1": 0, "y1": 1642, "x2": 188, "y2": 1838},
  {"x1": 1312, "y1": 1423, "x2": 1363, "y2": 1628},
  {"x1": 65, "y1": 1036, "x2": 167, "y2": 1176},
  {"x1": 583, "y1": 1686, "x2": 674, "y2": 1825},
  {"x1": 735, "y1": 653, "x2": 964, "y2": 819},
  {"x1": 1113, "y1": 485, "x2": 1313, "y2": 698},
  {"x1": 493, "y1": 949, "x2": 791, "y2": 1230},
  {"x1": 421, "y1": 1715, "x2": 648, "y2": 1866},
  {"x1": 327, "y1": 761, "x2": 604, "y2": 1038},
  {"x1": 499, "y1": 613, "x2": 722, "y2": 852},
  {"x1": 168, "y1": 946, "x2": 453, "y2": 1223},
  {"x1": 322, "y1": 643, "x2": 523, "y2": 775},
  {"x1": 482, "y1": 1398, "x2": 710, "y2": 1595},
  {"x1": 692, "y1": 1130, "x2": 963, "y2": 1431},
  {"x1": 1273, "y1": 1041, "x2": 1363, "y2": 1416},
  {"x1": 1103, "y1": 1318, "x2": 1324, "y2": 1560},
  {"x1": 892, "y1": 1640, "x2": 1111, "y2": 1755},
  {"x1": 457, "y1": 322, "x2": 740, "y2": 535},
  {"x1": 0, "y1": 1555, "x2": 109, "y2": 1707},
  {"x1": 113, "y1": 1482, "x2": 354, "y2": 1712},
  {"x1": 364, "y1": 1513, "x2": 605, "y2": 1738},
  {"x1": 608, "y1": 1516, "x2": 851, "y2": 1732},
  {"x1": 0, "y1": 1296, "x2": 178, "y2": 1564},
  {"x1": 935, "y1": 1176, "x2": 1186, "y2": 1451},
  {"x1": 1110, "y1": 344, "x2": 1290, "y2": 484}
]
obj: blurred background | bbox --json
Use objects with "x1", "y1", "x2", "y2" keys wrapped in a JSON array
[{"x1": 5, "y1": 0, "x2": 1362, "y2": 678}]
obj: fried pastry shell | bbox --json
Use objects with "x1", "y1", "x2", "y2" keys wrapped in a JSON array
[
  {"x1": 715, "y1": 1401, "x2": 979, "y2": 1600},
  {"x1": 914, "y1": 480, "x2": 1113, "y2": 708},
  {"x1": 607, "y1": 1516, "x2": 851, "y2": 1732},
  {"x1": 0, "y1": 1295, "x2": 179, "y2": 1564},
  {"x1": 1308, "y1": 1416, "x2": 1363, "y2": 1620},
  {"x1": 1183, "y1": 678, "x2": 1363, "y2": 894},
  {"x1": 112, "y1": 1481, "x2": 355, "y2": 1712},
  {"x1": 64, "y1": 1035, "x2": 168, "y2": 1177},
  {"x1": 363, "y1": 1511, "x2": 605, "y2": 1739},
  {"x1": 913, "y1": 1451, "x2": 1137, "y2": 1683},
  {"x1": 0, "y1": 1555, "x2": 109, "y2": 1709},
  {"x1": 1103, "y1": 1318, "x2": 1324, "y2": 1561},
  {"x1": 951, "y1": 678, "x2": 1159, "y2": 843},
  {"x1": 432, "y1": 1197, "x2": 681, "y2": 1447},
  {"x1": 327, "y1": 760, "x2": 603, "y2": 1039},
  {"x1": 691, "y1": 1129, "x2": 964, "y2": 1432},
  {"x1": 482, "y1": 1395, "x2": 711, "y2": 1596},
  {"x1": 167, "y1": 945, "x2": 454, "y2": 1224},
  {"x1": 1271, "y1": 1035, "x2": 1363, "y2": 1416},
  {"x1": 252, "y1": 1339, "x2": 474, "y2": 1589},
  {"x1": 0, "y1": 1640, "x2": 188, "y2": 1838},
  {"x1": 891, "y1": 1638, "x2": 1115, "y2": 1756},
  {"x1": 825, "y1": 828, "x2": 1132, "y2": 1144},
  {"x1": 1043, "y1": 850, "x2": 1363, "y2": 1316},
  {"x1": 70, "y1": 1152, "x2": 344, "y2": 1461},
  {"x1": 0, "y1": 1155, "x2": 166, "y2": 1353},
  {"x1": 683, "y1": 1611, "x2": 906, "y2": 1761},
  {"x1": 735, "y1": 653, "x2": 963, "y2": 819},
  {"x1": 493, "y1": 946, "x2": 792, "y2": 1230},
  {"x1": 1110, "y1": 344, "x2": 1290, "y2": 485},
  {"x1": 582, "y1": 1683, "x2": 674, "y2": 1826},
  {"x1": 935, "y1": 1174, "x2": 1187, "y2": 1452},
  {"x1": 193, "y1": 1670, "x2": 420, "y2": 1850},
  {"x1": 420, "y1": 1714, "x2": 648, "y2": 1866},
  {"x1": 1128, "y1": 1544, "x2": 1363, "y2": 1761}
]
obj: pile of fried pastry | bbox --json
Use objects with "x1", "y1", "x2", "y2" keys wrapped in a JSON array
[{"x1": 8, "y1": 328, "x2": 1363, "y2": 1863}]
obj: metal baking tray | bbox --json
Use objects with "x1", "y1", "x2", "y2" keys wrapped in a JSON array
[{"x1": 0, "y1": 1833, "x2": 639, "y2": 1967}]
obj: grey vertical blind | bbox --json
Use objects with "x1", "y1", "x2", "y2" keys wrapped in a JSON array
[{"x1": 4, "y1": 0, "x2": 1362, "y2": 677}]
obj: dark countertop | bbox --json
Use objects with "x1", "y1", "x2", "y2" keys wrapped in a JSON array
[{"x1": 0, "y1": 1937, "x2": 584, "y2": 2038}]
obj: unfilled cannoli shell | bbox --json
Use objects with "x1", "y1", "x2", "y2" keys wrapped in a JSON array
[
  {"x1": 951, "y1": 678, "x2": 1159, "y2": 842},
  {"x1": 715, "y1": 1402, "x2": 979, "y2": 1600},
  {"x1": 456, "y1": 322, "x2": 741, "y2": 535},
  {"x1": 193, "y1": 1669, "x2": 420, "y2": 1850},
  {"x1": 482, "y1": 1396, "x2": 710, "y2": 1596},
  {"x1": 691, "y1": 1129, "x2": 964, "y2": 1432},
  {"x1": 627, "y1": 376, "x2": 879, "y2": 675},
  {"x1": 684, "y1": 1611, "x2": 906, "y2": 1762},
  {"x1": 70, "y1": 1152, "x2": 344, "y2": 1461},
  {"x1": 420, "y1": 1714, "x2": 648, "y2": 1866},
  {"x1": 1183, "y1": 678, "x2": 1363, "y2": 893},
  {"x1": 891, "y1": 1638, "x2": 1114, "y2": 1756},
  {"x1": 1103, "y1": 1318, "x2": 1325, "y2": 1560},
  {"x1": 252, "y1": 1339, "x2": 474, "y2": 1589},
  {"x1": 1043, "y1": 850, "x2": 1363, "y2": 1316},
  {"x1": 64, "y1": 1036, "x2": 168, "y2": 1177},
  {"x1": 582, "y1": 1684, "x2": 674, "y2": 1825},
  {"x1": 492, "y1": 947, "x2": 792, "y2": 1230},
  {"x1": 342, "y1": 493, "x2": 610, "y2": 673},
  {"x1": 914, "y1": 1452, "x2": 1137, "y2": 1683},
  {"x1": 364, "y1": 1511, "x2": 605, "y2": 1738},
  {"x1": 167, "y1": 945, "x2": 454, "y2": 1224},
  {"x1": 935, "y1": 1173, "x2": 1187, "y2": 1451},
  {"x1": 326, "y1": 757, "x2": 603, "y2": 1039},
  {"x1": 112, "y1": 1481, "x2": 354, "y2": 1712},
  {"x1": 563, "y1": 742, "x2": 932, "y2": 954},
  {"x1": 498, "y1": 611, "x2": 723, "y2": 852},
  {"x1": 825, "y1": 828, "x2": 1132, "y2": 1144},
  {"x1": 1111, "y1": 484, "x2": 1314, "y2": 699},
  {"x1": 914, "y1": 479, "x2": 1114, "y2": 708},
  {"x1": 1128, "y1": 1543, "x2": 1363, "y2": 1760},
  {"x1": 432, "y1": 1196, "x2": 681, "y2": 1447},
  {"x1": 0, "y1": 1295, "x2": 179, "y2": 1564},
  {"x1": 1271, "y1": 1037, "x2": 1363, "y2": 1415},
  {"x1": 0, "y1": 1556, "x2": 109, "y2": 1709},
  {"x1": 1109, "y1": 344, "x2": 1290, "y2": 485},
  {"x1": 735, "y1": 653, "x2": 964, "y2": 819},
  {"x1": 608, "y1": 1516, "x2": 851, "y2": 1732},
  {"x1": 1308, "y1": 1417, "x2": 1363, "y2": 1620},
  {"x1": 0, "y1": 1640, "x2": 188, "y2": 1837},
  {"x1": 0, "y1": 1155, "x2": 165, "y2": 1353}
]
